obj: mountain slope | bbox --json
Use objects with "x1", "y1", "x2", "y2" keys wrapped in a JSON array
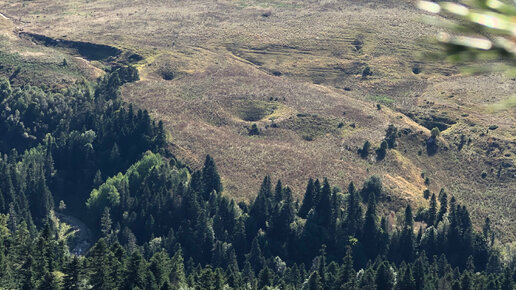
[{"x1": 1, "y1": 0, "x2": 514, "y2": 240}]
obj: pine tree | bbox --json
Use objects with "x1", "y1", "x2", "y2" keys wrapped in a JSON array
[
  {"x1": 36, "y1": 271, "x2": 60, "y2": 290},
  {"x1": 337, "y1": 246, "x2": 356, "y2": 287},
  {"x1": 170, "y1": 247, "x2": 186, "y2": 287},
  {"x1": 399, "y1": 205, "x2": 415, "y2": 262},
  {"x1": 246, "y1": 237, "x2": 265, "y2": 273},
  {"x1": 413, "y1": 257, "x2": 426, "y2": 290},
  {"x1": 375, "y1": 262, "x2": 395, "y2": 290},
  {"x1": 397, "y1": 266, "x2": 416, "y2": 290},
  {"x1": 362, "y1": 192, "x2": 379, "y2": 259},
  {"x1": 100, "y1": 207, "x2": 112, "y2": 242},
  {"x1": 299, "y1": 178, "x2": 316, "y2": 219},
  {"x1": 345, "y1": 182, "x2": 362, "y2": 237},
  {"x1": 437, "y1": 189, "x2": 448, "y2": 224},
  {"x1": 149, "y1": 250, "x2": 172, "y2": 289},
  {"x1": 124, "y1": 251, "x2": 146, "y2": 290},
  {"x1": 20, "y1": 255, "x2": 36, "y2": 290},
  {"x1": 384, "y1": 124, "x2": 398, "y2": 149},
  {"x1": 376, "y1": 141, "x2": 388, "y2": 160},
  {"x1": 154, "y1": 120, "x2": 167, "y2": 150},
  {"x1": 88, "y1": 239, "x2": 115, "y2": 290},
  {"x1": 63, "y1": 256, "x2": 81, "y2": 290},
  {"x1": 257, "y1": 266, "x2": 274, "y2": 289},
  {"x1": 304, "y1": 271, "x2": 323, "y2": 290},
  {"x1": 249, "y1": 176, "x2": 272, "y2": 234},
  {"x1": 202, "y1": 155, "x2": 222, "y2": 199},
  {"x1": 359, "y1": 268, "x2": 376, "y2": 290},
  {"x1": 360, "y1": 141, "x2": 371, "y2": 158},
  {"x1": 274, "y1": 179, "x2": 283, "y2": 203},
  {"x1": 428, "y1": 194, "x2": 437, "y2": 226},
  {"x1": 314, "y1": 178, "x2": 333, "y2": 228}
]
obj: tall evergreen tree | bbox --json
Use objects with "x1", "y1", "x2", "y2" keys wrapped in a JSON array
[
  {"x1": 124, "y1": 251, "x2": 146, "y2": 290},
  {"x1": 437, "y1": 189, "x2": 448, "y2": 224},
  {"x1": 202, "y1": 155, "x2": 222, "y2": 199},
  {"x1": 299, "y1": 179, "x2": 316, "y2": 219},
  {"x1": 399, "y1": 205, "x2": 415, "y2": 262},
  {"x1": 345, "y1": 182, "x2": 362, "y2": 237},
  {"x1": 428, "y1": 193, "x2": 437, "y2": 226},
  {"x1": 304, "y1": 271, "x2": 323, "y2": 290},
  {"x1": 249, "y1": 176, "x2": 272, "y2": 235},
  {"x1": 375, "y1": 262, "x2": 395, "y2": 290},
  {"x1": 397, "y1": 266, "x2": 416, "y2": 290},
  {"x1": 63, "y1": 256, "x2": 81, "y2": 290},
  {"x1": 362, "y1": 192, "x2": 379, "y2": 260}
]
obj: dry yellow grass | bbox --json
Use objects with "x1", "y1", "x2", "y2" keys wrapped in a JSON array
[{"x1": 1, "y1": 0, "x2": 514, "y2": 240}]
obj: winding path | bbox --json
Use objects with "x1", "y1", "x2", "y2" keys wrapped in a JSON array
[{"x1": 55, "y1": 212, "x2": 93, "y2": 256}]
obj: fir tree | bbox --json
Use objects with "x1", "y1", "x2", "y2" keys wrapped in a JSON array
[
  {"x1": 362, "y1": 192, "x2": 379, "y2": 259},
  {"x1": 397, "y1": 266, "x2": 416, "y2": 290},
  {"x1": 345, "y1": 182, "x2": 362, "y2": 237},
  {"x1": 428, "y1": 193, "x2": 437, "y2": 226},
  {"x1": 375, "y1": 262, "x2": 395, "y2": 290},
  {"x1": 437, "y1": 189, "x2": 448, "y2": 224},
  {"x1": 299, "y1": 178, "x2": 316, "y2": 219},
  {"x1": 202, "y1": 155, "x2": 222, "y2": 199},
  {"x1": 124, "y1": 251, "x2": 146, "y2": 290},
  {"x1": 304, "y1": 271, "x2": 323, "y2": 290},
  {"x1": 63, "y1": 256, "x2": 81, "y2": 290}
]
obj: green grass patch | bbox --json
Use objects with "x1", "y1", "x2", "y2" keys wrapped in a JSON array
[
  {"x1": 233, "y1": 100, "x2": 277, "y2": 122},
  {"x1": 368, "y1": 95, "x2": 395, "y2": 106}
]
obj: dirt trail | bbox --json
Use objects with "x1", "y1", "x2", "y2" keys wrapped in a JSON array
[{"x1": 55, "y1": 212, "x2": 93, "y2": 256}]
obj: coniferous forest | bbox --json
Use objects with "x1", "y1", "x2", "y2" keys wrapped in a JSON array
[{"x1": 0, "y1": 67, "x2": 514, "y2": 290}]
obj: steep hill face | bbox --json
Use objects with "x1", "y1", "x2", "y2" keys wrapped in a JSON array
[{"x1": 1, "y1": 0, "x2": 514, "y2": 240}]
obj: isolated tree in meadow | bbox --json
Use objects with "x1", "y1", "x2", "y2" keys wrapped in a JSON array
[
  {"x1": 376, "y1": 140, "x2": 388, "y2": 161},
  {"x1": 360, "y1": 140, "x2": 371, "y2": 158},
  {"x1": 384, "y1": 124, "x2": 398, "y2": 149}
]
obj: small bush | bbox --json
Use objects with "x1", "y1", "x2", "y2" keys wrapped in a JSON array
[
  {"x1": 302, "y1": 135, "x2": 313, "y2": 141},
  {"x1": 376, "y1": 141, "x2": 388, "y2": 160},
  {"x1": 423, "y1": 189, "x2": 430, "y2": 199},
  {"x1": 248, "y1": 123, "x2": 260, "y2": 136},
  {"x1": 359, "y1": 141, "x2": 371, "y2": 158},
  {"x1": 362, "y1": 66, "x2": 372, "y2": 78},
  {"x1": 262, "y1": 10, "x2": 272, "y2": 17},
  {"x1": 431, "y1": 127, "x2": 440, "y2": 138},
  {"x1": 160, "y1": 70, "x2": 174, "y2": 80}
]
